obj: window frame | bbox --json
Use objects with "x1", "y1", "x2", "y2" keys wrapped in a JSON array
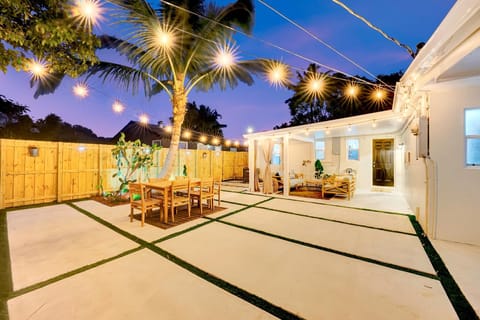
[
  {"x1": 465, "y1": 108, "x2": 480, "y2": 167},
  {"x1": 315, "y1": 139, "x2": 325, "y2": 160},
  {"x1": 346, "y1": 138, "x2": 360, "y2": 161}
]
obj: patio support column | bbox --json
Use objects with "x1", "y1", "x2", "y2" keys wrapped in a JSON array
[
  {"x1": 282, "y1": 135, "x2": 290, "y2": 196},
  {"x1": 248, "y1": 139, "x2": 256, "y2": 192}
]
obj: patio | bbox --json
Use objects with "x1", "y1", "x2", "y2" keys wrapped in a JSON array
[{"x1": 2, "y1": 186, "x2": 479, "y2": 319}]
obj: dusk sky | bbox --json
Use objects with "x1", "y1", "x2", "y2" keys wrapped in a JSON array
[{"x1": 0, "y1": 0, "x2": 455, "y2": 141}]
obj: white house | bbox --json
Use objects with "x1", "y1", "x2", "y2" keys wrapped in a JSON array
[{"x1": 245, "y1": 0, "x2": 480, "y2": 246}]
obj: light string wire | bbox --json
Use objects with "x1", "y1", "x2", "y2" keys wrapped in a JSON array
[
  {"x1": 331, "y1": 0, "x2": 415, "y2": 58},
  {"x1": 158, "y1": 0, "x2": 394, "y2": 92},
  {"x1": 257, "y1": 0, "x2": 390, "y2": 88}
]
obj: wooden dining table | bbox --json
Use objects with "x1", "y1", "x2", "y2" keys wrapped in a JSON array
[{"x1": 143, "y1": 178, "x2": 201, "y2": 223}]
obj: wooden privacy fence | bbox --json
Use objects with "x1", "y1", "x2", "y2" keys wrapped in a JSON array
[{"x1": 0, "y1": 139, "x2": 248, "y2": 209}]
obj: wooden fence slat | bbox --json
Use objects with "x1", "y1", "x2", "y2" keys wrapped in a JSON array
[{"x1": 0, "y1": 139, "x2": 247, "y2": 209}]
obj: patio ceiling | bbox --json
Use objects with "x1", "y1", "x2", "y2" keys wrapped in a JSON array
[{"x1": 245, "y1": 110, "x2": 406, "y2": 142}]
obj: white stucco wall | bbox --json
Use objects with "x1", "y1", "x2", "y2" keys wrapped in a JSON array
[{"x1": 429, "y1": 86, "x2": 480, "y2": 246}]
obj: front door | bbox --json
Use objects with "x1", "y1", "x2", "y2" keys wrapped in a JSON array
[{"x1": 372, "y1": 139, "x2": 394, "y2": 187}]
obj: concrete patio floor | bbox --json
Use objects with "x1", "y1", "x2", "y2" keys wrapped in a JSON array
[{"x1": 1, "y1": 187, "x2": 479, "y2": 319}]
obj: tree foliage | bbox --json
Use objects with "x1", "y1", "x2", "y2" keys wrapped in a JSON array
[
  {"x1": 0, "y1": 95, "x2": 104, "y2": 141},
  {"x1": 179, "y1": 101, "x2": 227, "y2": 137},
  {"x1": 275, "y1": 64, "x2": 402, "y2": 129},
  {"x1": 0, "y1": 0, "x2": 99, "y2": 80}
]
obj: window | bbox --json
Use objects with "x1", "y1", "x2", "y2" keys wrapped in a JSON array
[
  {"x1": 315, "y1": 140, "x2": 325, "y2": 160},
  {"x1": 347, "y1": 138, "x2": 359, "y2": 160},
  {"x1": 272, "y1": 143, "x2": 281, "y2": 165},
  {"x1": 465, "y1": 108, "x2": 480, "y2": 166}
]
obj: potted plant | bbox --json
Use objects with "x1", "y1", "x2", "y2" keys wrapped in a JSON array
[{"x1": 314, "y1": 159, "x2": 324, "y2": 179}]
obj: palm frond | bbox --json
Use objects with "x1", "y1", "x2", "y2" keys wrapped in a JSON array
[
  {"x1": 87, "y1": 61, "x2": 152, "y2": 95},
  {"x1": 31, "y1": 73, "x2": 65, "y2": 99}
]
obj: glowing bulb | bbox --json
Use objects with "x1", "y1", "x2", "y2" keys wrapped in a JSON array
[
  {"x1": 304, "y1": 73, "x2": 326, "y2": 98},
  {"x1": 71, "y1": 0, "x2": 103, "y2": 29},
  {"x1": 112, "y1": 100, "x2": 125, "y2": 114},
  {"x1": 246, "y1": 127, "x2": 254, "y2": 134},
  {"x1": 213, "y1": 43, "x2": 238, "y2": 71},
  {"x1": 27, "y1": 60, "x2": 48, "y2": 80},
  {"x1": 199, "y1": 135, "x2": 207, "y2": 143},
  {"x1": 155, "y1": 28, "x2": 173, "y2": 49},
  {"x1": 73, "y1": 83, "x2": 89, "y2": 98},
  {"x1": 345, "y1": 84, "x2": 358, "y2": 97},
  {"x1": 164, "y1": 125, "x2": 172, "y2": 133},
  {"x1": 373, "y1": 88, "x2": 386, "y2": 100},
  {"x1": 139, "y1": 114, "x2": 149, "y2": 124},
  {"x1": 243, "y1": 141, "x2": 249, "y2": 147},
  {"x1": 182, "y1": 130, "x2": 191, "y2": 139},
  {"x1": 266, "y1": 61, "x2": 290, "y2": 88},
  {"x1": 234, "y1": 140, "x2": 240, "y2": 147},
  {"x1": 225, "y1": 140, "x2": 231, "y2": 146},
  {"x1": 310, "y1": 79, "x2": 323, "y2": 92},
  {"x1": 212, "y1": 137, "x2": 219, "y2": 145}
]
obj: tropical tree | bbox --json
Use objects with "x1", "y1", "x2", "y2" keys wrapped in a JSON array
[
  {"x1": 180, "y1": 101, "x2": 227, "y2": 137},
  {"x1": 35, "y1": 0, "x2": 274, "y2": 178},
  {"x1": 276, "y1": 64, "x2": 400, "y2": 128},
  {"x1": 0, "y1": 0, "x2": 99, "y2": 81}
]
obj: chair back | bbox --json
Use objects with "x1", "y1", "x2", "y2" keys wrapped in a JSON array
[
  {"x1": 129, "y1": 183, "x2": 144, "y2": 203},
  {"x1": 171, "y1": 179, "x2": 190, "y2": 199},
  {"x1": 200, "y1": 178, "x2": 214, "y2": 194}
]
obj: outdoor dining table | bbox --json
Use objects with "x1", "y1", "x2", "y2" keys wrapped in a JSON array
[{"x1": 143, "y1": 178, "x2": 201, "y2": 223}]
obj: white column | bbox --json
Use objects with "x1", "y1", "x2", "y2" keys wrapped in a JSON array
[
  {"x1": 282, "y1": 134, "x2": 290, "y2": 195},
  {"x1": 248, "y1": 139, "x2": 256, "y2": 192}
]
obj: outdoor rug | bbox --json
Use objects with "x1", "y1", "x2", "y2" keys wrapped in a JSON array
[{"x1": 133, "y1": 205, "x2": 226, "y2": 229}]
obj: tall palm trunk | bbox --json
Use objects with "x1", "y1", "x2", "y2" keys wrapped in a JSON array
[{"x1": 159, "y1": 80, "x2": 187, "y2": 178}]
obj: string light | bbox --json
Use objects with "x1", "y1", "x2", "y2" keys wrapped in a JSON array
[
  {"x1": 73, "y1": 83, "x2": 89, "y2": 98},
  {"x1": 112, "y1": 100, "x2": 125, "y2": 114},
  {"x1": 27, "y1": 59, "x2": 48, "y2": 80},
  {"x1": 213, "y1": 42, "x2": 238, "y2": 72},
  {"x1": 182, "y1": 130, "x2": 191, "y2": 139},
  {"x1": 212, "y1": 137, "x2": 220, "y2": 145},
  {"x1": 71, "y1": 0, "x2": 104, "y2": 30},
  {"x1": 246, "y1": 127, "x2": 254, "y2": 134},
  {"x1": 234, "y1": 141, "x2": 240, "y2": 147},
  {"x1": 373, "y1": 88, "x2": 386, "y2": 100},
  {"x1": 138, "y1": 113, "x2": 149, "y2": 124},
  {"x1": 225, "y1": 140, "x2": 231, "y2": 146},
  {"x1": 199, "y1": 135, "x2": 207, "y2": 143},
  {"x1": 345, "y1": 84, "x2": 359, "y2": 97},
  {"x1": 266, "y1": 61, "x2": 291, "y2": 88},
  {"x1": 164, "y1": 125, "x2": 173, "y2": 133}
]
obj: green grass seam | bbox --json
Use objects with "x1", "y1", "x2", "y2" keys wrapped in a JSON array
[
  {"x1": 276, "y1": 195, "x2": 411, "y2": 216},
  {"x1": 208, "y1": 218, "x2": 439, "y2": 280},
  {"x1": 408, "y1": 216, "x2": 479, "y2": 320},
  {"x1": 0, "y1": 211, "x2": 12, "y2": 320},
  {"x1": 255, "y1": 205, "x2": 417, "y2": 237},
  {"x1": 67, "y1": 202, "x2": 302, "y2": 319},
  {"x1": 8, "y1": 246, "x2": 143, "y2": 299},
  {"x1": 152, "y1": 197, "x2": 274, "y2": 244}
]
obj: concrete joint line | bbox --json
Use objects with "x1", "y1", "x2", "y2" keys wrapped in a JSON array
[
  {"x1": 408, "y1": 216, "x2": 479, "y2": 319},
  {"x1": 214, "y1": 219, "x2": 439, "y2": 281},
  {"x1": 255, "y1": 205, "x2": 417, "y2": 237}
]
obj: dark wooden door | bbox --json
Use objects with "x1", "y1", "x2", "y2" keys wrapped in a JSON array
[{"x1": 372, "y1": 139, "x2": 394, "y2": 187}]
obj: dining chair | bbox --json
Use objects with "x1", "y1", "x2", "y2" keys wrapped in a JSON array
[
  {"x1": 128, "y1": 183, "x2": 162, "y2": 227},
  {"x1": 213, "y1": 179, "x2": 221, "y2": 207},
  {"x1": 190, "y1": 177, "x2": 215, "y2": 215},
  {"x1": 168, "y1": 179, "x2": 191, "y2": 222}
]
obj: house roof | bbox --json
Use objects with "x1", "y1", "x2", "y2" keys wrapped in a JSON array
[
  {"x1": 394, "y1": 0, "x2": 480, "y2": 112},
  {"x1": 244, "y1": 110, "x2": 405, "y2": 142}
]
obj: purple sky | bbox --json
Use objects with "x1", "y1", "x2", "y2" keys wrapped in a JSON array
[{"x1": 0, "y1": 0, "x2": 455, "y2": 141}]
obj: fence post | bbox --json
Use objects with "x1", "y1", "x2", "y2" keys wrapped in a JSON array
[
  {"x1": 57, "y1": 142, "x2": 63, "y2": 203},
  {"x1": 0, "y1": 139, "x2": 5, "y2": 209}
]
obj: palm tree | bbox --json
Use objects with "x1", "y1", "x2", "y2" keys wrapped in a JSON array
[{"x1": 36, "y1": 0, "x2": 271, "y2": 178}]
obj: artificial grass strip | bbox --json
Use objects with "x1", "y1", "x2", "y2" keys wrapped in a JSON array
[
  {"x1": 0, "y1": 211, "x2": 12, "y2": 320},
  {"x1": 210, "y1": 218, "x2": 439, "y2": 280},
  {"x1": 68, "y1": 202, "x2": 302, "y2": 319},
  {"x1": 255, "y1": 205, "x2": 417, "y2": 237},
  {"x1": 9, "y1": 247, "x2": 143, "y2": 299},
  {"x1": 409, "y1": 216, "x2": 479, "y2": 320}
]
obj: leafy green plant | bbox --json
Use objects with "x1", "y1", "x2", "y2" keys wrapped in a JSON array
[
  {"x1": 111, "y1": 133, "x2": 160, "y2": 195},
  {"x1": 315, "y1": 159, "x2": 324, "y2": 178}
]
